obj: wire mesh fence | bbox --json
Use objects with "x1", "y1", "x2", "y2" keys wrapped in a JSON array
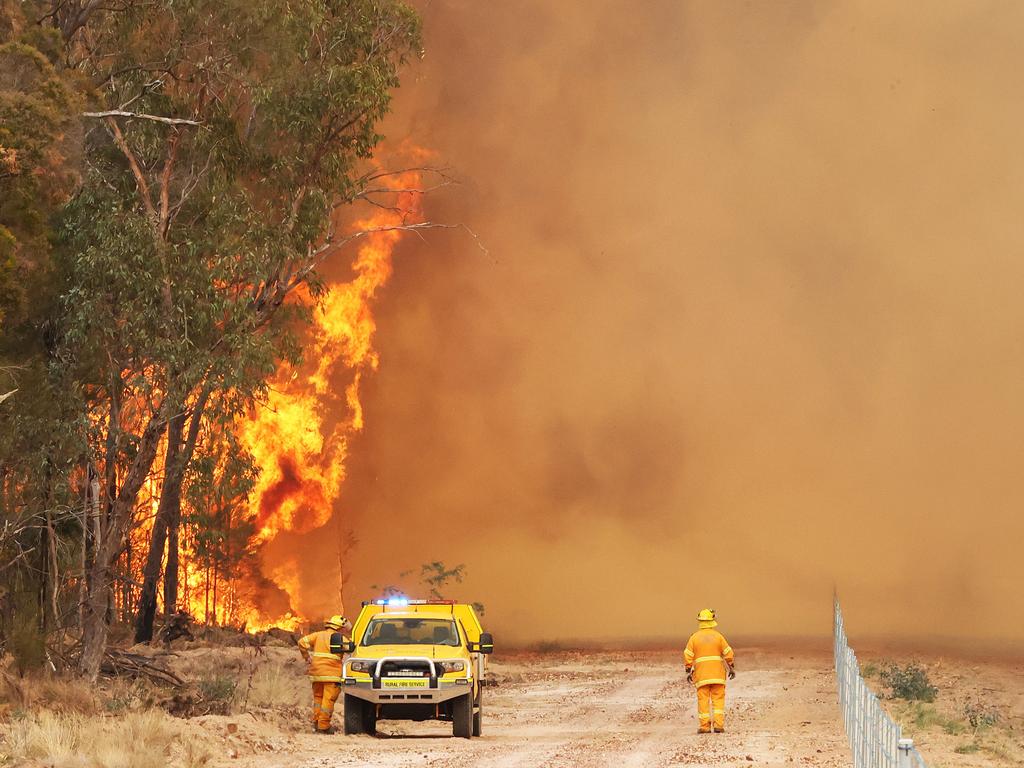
[{"x1": 833, "y1": 598, "x2": 930, "y2": 768}]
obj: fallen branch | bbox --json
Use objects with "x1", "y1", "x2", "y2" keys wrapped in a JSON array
[{"x1": 100, "y1": 649, "x2": 185, "y2": 686}]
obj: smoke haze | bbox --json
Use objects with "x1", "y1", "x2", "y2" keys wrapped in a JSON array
[{"x1": 283, "y1": 0, "x2": 1024, "y2": 645}]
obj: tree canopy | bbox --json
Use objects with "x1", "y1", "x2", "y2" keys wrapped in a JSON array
[{"x1": 0, "y1": 0, "x2": 421, "y2": 677}]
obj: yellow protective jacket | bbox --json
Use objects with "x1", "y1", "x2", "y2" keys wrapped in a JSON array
[
  {"x1": 298, "y1": 629, "x2": 345, "y2": 682},
  {"x1": 684, "y1": 628, "x2": 734, "y2": 688}
]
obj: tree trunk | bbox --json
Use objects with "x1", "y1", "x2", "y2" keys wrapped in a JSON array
[
  {"x1": 164, "y1": 498, "x2": 180, "y2": 613},
  {"x1": 133, "y1": 413, "x2": 182, "y2": 643},
  {"x1": 135, "y1": 384, "x2": 211, "y2": 640},
  {"x1": 79, "y1": 400, "x2": 172, "y2": 679}
]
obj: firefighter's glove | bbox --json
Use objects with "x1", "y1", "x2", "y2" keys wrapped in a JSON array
[
  {"x1": 686, "y1": 669, "x2": 694, "y2": 684},
  {"x1": 728, "y1": 666, "x2": 736, "y2": 680}
]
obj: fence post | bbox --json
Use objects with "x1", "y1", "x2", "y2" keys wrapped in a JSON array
[{"x1": 897, "y1": 738, "x2": 914, "y2": 768}]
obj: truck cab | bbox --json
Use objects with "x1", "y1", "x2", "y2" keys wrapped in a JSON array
[{"x1": 341, "y1": 599, "x2": 494, "y2": 738}]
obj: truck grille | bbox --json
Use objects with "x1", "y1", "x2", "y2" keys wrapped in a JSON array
[{"x1": 379, "y1": 661, "x2": 431, "y2": 678}]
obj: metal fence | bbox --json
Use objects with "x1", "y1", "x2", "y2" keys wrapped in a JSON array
[{"x1": 833, "y1": 598, "x2": 929, "y2": 768}]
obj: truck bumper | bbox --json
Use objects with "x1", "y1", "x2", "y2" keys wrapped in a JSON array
[{"x1": 342, "y1": 678, "x2": 472, "y2": 705}]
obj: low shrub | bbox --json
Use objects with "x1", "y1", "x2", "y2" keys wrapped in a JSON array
[
  {"x1": 880, "y1": 663, "x2": 937, "y2": 702},
  {"x1": 197, "y1": 676, "x2": 236, "y2": 714},
  {"x1": 962, "y1": 697, "x2": 1000, "y2": 730}
]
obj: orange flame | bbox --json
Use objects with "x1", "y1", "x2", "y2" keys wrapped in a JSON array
[{"x1": 234, "y1": 167, "x2": 425, "y2": 627}]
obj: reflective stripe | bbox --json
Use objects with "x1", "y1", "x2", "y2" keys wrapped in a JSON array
[
  {"x1": 309, "y1": 675, "x2": 343, "y2": 682},
  {"x1": 694, "y1": 655, "x2": 723, "y2": 664},
  {"x1": 722, "y1": 646, "x2": 733, "y2": 655},
  {"x1": 696, "y1": 678, "x2": 727, "y2": 687},
  {"x1": 698, "y1": 714, "x2": 711, "y2": 720},
  {"x1": 312, "y1": 652, "x2": 339, "y2": 658}
]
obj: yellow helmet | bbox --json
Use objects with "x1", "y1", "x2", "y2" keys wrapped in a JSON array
[
  {"x1": 325, "y1": 615, "x2": 347, "y2": 630},
  {"x1": 697, "y1": 608, "x2": 717, "y2": 627}
]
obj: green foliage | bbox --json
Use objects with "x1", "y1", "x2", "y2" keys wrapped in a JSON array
[
  {"x1": 881, "y1": 663, "x2": 938, "y2": 702},
  {"x1": 197, "y1": 675, "x2": 237, "y2": 716},
  {"x1": 0, "y1": 0, "x2": 423, "y2": 672},
  {"x1": 183, "y1": 423, "x2": 261, "y2": 618},
  {"x1": 900, "y1": 702, "x2": 951, "y2": 731},
  {"x1": 420, "y1": 561, "x2": 466, "y2": 600},
  {"x1": 0, "y1": 17, "x2": 79, "y2": 329},
  {"x1": 942, "y1": 717, "x2": 967, "y2": 736},
  {"x1": 198, "y1": 675, "x2": 237, "y2": 712},
  {"x1": 371, "y1": 562, "x2": 485, "y2": 615}
]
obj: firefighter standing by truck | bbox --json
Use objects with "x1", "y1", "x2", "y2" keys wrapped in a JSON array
[
  {"x1": 684, "y1": 608, "x2": 735, "y2": 734},
  {"x1": 297, "y1": 615, "x2": 350, "y2": 734}
]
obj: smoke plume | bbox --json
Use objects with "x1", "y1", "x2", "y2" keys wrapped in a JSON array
[{"x1": 278, "y1": 0, "x2": 1024, "y2": 646}]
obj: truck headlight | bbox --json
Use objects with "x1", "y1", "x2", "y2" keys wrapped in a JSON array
[
  {"x1": 349, "y1": 660, "x2": 375, "y2": 674},
  {"x1": 438, "y1": 661, "x2": 466, "y2": 674}
]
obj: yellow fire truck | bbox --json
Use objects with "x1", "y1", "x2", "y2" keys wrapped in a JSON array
[{"x1": 339, "y1": 599, "x2": 494, "y2": 738}]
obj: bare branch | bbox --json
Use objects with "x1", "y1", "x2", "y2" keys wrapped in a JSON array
[
  {"x1": 84, "y1": 111, "x2": 202, "y2": 127},
  {"x1": 103, "y1": 117, "x2": 157, "y2": 220},
  {"x1": 291, "y1": 222, "x2": 458, "y2": 286},
  {"x1": 0, "y1": 389, "x2": 17, "y2": 405},
  {"x1": 158, "y1": 130, "x2": 182, "y2": 237}
]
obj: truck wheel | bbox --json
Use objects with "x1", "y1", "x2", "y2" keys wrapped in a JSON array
[
  {"x1": 362, "y1": 700, "x2": 377, "y2": 735},
  {"x1": 452, "y1": 692, "x2": 473, "y2": 739},
  {"x1": 472, "y1": 686, "x2": 483, "y2": 737},
  {"x1": 343, "y1": 694, "x2": 364, "y2": 735}
]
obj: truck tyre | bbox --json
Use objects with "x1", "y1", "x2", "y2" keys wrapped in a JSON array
[
  {"x1": 472, "y1": 686, "x2": 483, "y2": 737},
  {"x1": 362, "y1": 700, "x2": 377, "y2": 735},
  {"x1": 452, "y1": 692, "x2": 473, "y2": 739},
  {"x1": 343, "y1": 694, "x2": 364, "y2": 735}
]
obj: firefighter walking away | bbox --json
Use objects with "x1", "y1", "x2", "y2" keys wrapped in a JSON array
[
  {"x1": 297, "y1": 615, "x2": 350, "y2": 734},
  {"x1": 684, "y1": 608, "x2": 735, "y2": 733}
]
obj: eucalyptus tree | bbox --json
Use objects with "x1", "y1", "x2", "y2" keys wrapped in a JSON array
[
  {"x1": 46, "y1": 0, "x2": 421, "y2": 676},
  {"x1": 0, "y1": 3, "x2": 82, "y2": 662}
]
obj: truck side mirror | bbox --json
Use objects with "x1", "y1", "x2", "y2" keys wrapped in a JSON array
[
  {"x1": 330, "y1": 632, "x2": 356, "y2": 655},
  {"x1": 479, "y1": 632, "x2": 494, "y2": 655}
]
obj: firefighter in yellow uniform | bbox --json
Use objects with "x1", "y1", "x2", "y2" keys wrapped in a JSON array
[
  {"x1": 684, "y1": 608, "x2": 735, "y2": 734},
  {"x1": 297, "y1": 615, "x2": 349, "y2": 733}
]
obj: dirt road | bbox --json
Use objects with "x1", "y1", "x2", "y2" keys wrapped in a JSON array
[{"x1": 234, "y1": 647, "x2": 849, "y2": 768}]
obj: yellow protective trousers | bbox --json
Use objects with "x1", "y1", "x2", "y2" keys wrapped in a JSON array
[
  {"x1": 696, "y1": 683, "x2": 726, "y2": 732},
  {"x1": 311, "y1": 681, "x2": 341, "y2": 731}
]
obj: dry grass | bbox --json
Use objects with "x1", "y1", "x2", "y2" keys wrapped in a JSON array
[
  {"x1": 243, "y1": 663, "x2": 304, "y2": 710},
  {"x1": 0, "y1": 641, "x2": 308, "y2": 765},
  {"x1": 172, "y1": 648, "x2": 246, "y2": 680},
  {"x1": 0, "y1": 710, "x2": 197, "y2": 768},
  {"x1": 0, "y1": 672, "x2": 101, "y2": 716}
]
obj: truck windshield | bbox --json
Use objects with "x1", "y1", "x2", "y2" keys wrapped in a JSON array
[{"x1": 362, "y1": 618, "x2": 461, "y2": 647}]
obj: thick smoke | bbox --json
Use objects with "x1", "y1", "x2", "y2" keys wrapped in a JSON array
[{"x1": 285, "y1": 0, "x2": 1024, "y2": 646}]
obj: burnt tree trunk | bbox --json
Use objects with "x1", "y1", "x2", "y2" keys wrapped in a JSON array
[
  {"x1": 133, "y1": 413, "x2": 182, "y2": 643},
  {"x1": 134, "y1": 387, "x2": 210, "y2": 642},
  {"x1": 163, "y1": 494, "x2": 180, "y2": 614}
]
